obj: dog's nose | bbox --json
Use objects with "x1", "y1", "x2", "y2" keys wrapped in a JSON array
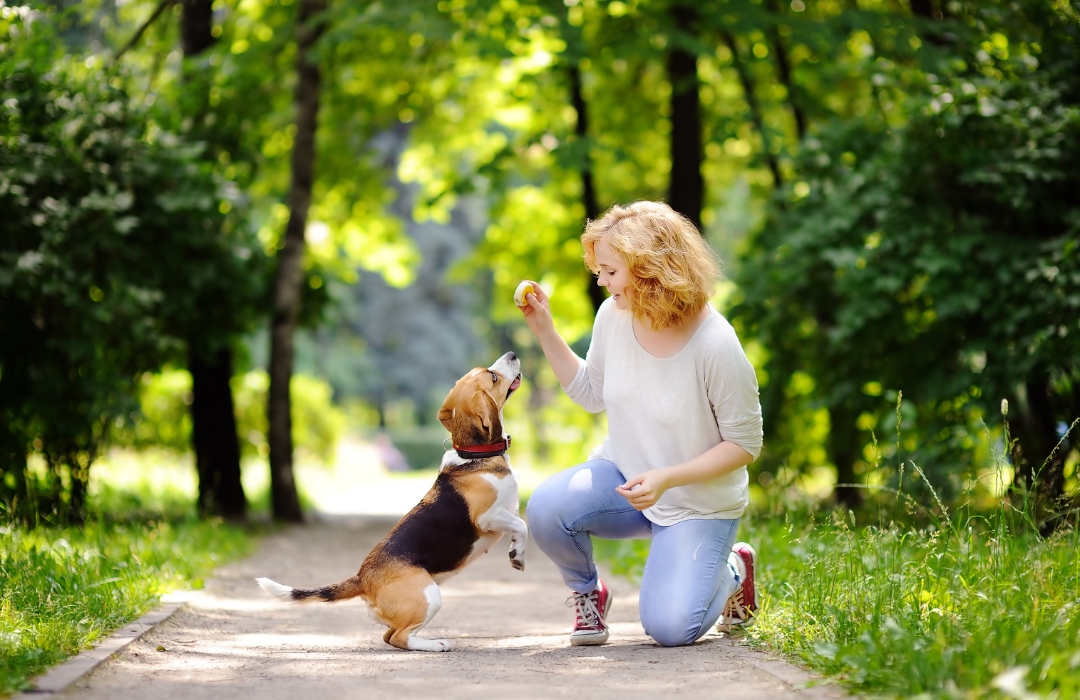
[{"x1": 507, "y1": 352, "x2": 517, "y2": 361}]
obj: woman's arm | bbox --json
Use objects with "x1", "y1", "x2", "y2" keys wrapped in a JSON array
[
  {"x1": 615, "y1": 441, "x2": 754, "y2": 511},
  {"x1": 517, "y1": 282, "x2": 584, "y2": 388}
]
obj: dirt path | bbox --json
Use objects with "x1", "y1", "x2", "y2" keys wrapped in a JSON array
[{"x1": 56, "y1": 514, "x2": 844, "y2": 700}]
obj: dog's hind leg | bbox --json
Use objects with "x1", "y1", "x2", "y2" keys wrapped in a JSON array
[{"x1": 374, "y1": 570, "x2": 451, "y2": 652}]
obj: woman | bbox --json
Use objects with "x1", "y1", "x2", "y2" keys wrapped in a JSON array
[{"x1": 517, "y1": 201, "x2": 762, "y2": 647}]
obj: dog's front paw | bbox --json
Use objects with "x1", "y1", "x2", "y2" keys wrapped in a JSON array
[{"x1": 509, "y1": 550, "x2": 525, "y2": 571}]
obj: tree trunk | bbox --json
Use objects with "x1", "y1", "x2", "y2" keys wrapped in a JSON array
[
  {"x1": 909, "y1": 0, "x2": 952, "y2": 46},
  {"x1": 0, "y1": 419, "x2": 31, "y2": 524},
  {"x1": 829, "y1": 403, "x2": 864, "y2": 510},
  {"x1": 268, "y1": 0, "x2": 325, "y2": 522},
  {"x1": 190, "y1": 346, "x2": 246, "y2": 519},
  {"x1": 909, "y1": 0, "x2": 942, "y2": 20},
  {"x1": 568, "y1": 63, "x2": 606, "y2": 312},
  {"x1": 181, "y1": 0, "x2": 247, "y2": 521},
  {"x1": 180, "y1": 0, "x2": 214, "y2": 55},
  {"x1": 667, "y1": 4, "x2": 704, "y2": 233},
  {"x1": 188, "y1": 347, "x2": 246, "y2": 519},
  {"x1": 1010, "y1": 376, "x2": 1065, "y2": 524}
]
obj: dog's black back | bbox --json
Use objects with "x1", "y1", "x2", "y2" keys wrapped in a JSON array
[{"x1": 376, "y1": 472, "x2": 477, "y2": 575}]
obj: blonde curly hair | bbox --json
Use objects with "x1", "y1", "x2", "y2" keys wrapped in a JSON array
[{"x1": 581, "y1": 201, "x2": 721, "y2": 330}]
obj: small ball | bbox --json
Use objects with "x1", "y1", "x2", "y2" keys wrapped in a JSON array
[{"x1": 514, "y1": 281, "x2": 535, "y2": 306}]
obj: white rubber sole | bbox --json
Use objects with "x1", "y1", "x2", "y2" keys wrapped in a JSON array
[{"x1": 570, "y1": 628, "x2": 610, "y2": 646}]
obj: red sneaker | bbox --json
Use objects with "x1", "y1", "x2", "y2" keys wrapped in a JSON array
[
  {"x1": 717, "y1": 542, "x2": 757, "y2": 633},
  {"x1": 567, "y1": 579, "x2": 612, "y2": 646}
]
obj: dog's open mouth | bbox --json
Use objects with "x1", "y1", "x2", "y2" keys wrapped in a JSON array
[{"x1": 507, "y1": 374, "x2": 521, "y2": 398}]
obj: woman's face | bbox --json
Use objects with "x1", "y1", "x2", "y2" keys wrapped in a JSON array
[{"x1": 593, "y1": 240, "x2": 631, "y2": 310}]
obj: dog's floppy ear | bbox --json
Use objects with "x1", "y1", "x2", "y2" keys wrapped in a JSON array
[
  {"x1": 437, "y1": 397, "x2": 455, "y2": 431},
  {"x1": 470, "y1": 390, "x2": 500, "y2": 443}
]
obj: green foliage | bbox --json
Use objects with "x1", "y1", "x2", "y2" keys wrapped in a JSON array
[
  {"x1": 232, "y1": 371, "x2": 346, "y2": 465},
  {"x1": 0, "y1": 6, "x2": 267, "y2": 521},
  {"x1": 7, "y1": 0, "x2": 1078, "y2": 525},
  {"x1": 0, "y1": 516, "x2": 253, "y2": 695},
  {"x1": 733, "y1": 0, "x2": 1080, "y2": 505},
  {"x1": 110, "y1": 371, "x2": 195, "y2": 453},
  {"x1": 385, "y1": 427, "x2": 447, "y2": 471},
  {"x1": 110, "y1": 370, "x2": 345, "y2": 465}
]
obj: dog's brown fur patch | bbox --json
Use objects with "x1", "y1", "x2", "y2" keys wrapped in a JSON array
[{"x1": 364, "y1": 566, "x2": 438, "y2": 650}]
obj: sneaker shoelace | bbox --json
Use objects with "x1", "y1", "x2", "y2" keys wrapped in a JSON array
[
  {"x1": 567, "y1": 591, "x2": 603, "y2": 630},
  {"x1": 717, "y1": 587, "x2": 748, "y2": 633}
]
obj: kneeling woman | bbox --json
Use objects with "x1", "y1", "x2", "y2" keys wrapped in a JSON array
[{"x1": 517, "y1": 201, "x2": 761, "y2": 647}]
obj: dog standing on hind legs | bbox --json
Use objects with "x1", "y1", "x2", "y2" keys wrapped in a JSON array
[{"x1": 256, "y1": 352, "x2": 527, "y2": 652}]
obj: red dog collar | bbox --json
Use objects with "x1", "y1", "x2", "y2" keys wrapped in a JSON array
[{"x1": 454, "y1": 435, "x2": 511, "y2": 459}]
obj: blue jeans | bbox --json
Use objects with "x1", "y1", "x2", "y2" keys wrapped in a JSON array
[{"x1": 526, "y1": 459, "x2": 741, "y2": 647}]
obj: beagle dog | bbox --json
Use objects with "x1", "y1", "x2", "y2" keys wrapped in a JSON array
[{"x1": 256, "y1": 352, "x2": 527, "y2": 652}]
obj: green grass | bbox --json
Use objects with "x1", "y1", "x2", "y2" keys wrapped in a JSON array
[
  {"x1": 749, "y1": 510, "x2": 1080, "y2": 698},
  {"x1": 596, "y1": 500, "x2": 1080, "y2": 699},
  {"x1": 0, "y1": 460, "x2": 257, "y2": 696},
  {"x1": 594, "y1": 409, "x2": 1080, "y2": 698}
]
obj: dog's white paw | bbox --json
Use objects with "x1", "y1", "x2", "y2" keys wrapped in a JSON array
[
  {"x1": 509, "y1": 549, "x2": 525, "y2": 571},
  {"x1": 408, "y1": 637, "x2": 452, "y2": 652}
]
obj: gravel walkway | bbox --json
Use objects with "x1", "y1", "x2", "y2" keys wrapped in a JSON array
[{"x1": 54, "y1": 513, "x2": 846, "y2": 699}]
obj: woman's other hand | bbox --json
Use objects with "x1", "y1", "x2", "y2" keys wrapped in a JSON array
[{"x1": 615, "y1": 470, "x2": 671, "y2": 511}]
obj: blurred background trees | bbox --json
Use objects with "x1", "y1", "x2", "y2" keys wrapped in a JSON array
[{"x1": 2, "y1": 0, "x2": 1077, "y2": 526}]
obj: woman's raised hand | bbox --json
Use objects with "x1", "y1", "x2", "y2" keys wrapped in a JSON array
[
  {"x1": 516, "y1": 280, "x2": 553, "y2": 336},
  {"x1": 515, "y1": 279, "x2": 582, "y2": 387}
]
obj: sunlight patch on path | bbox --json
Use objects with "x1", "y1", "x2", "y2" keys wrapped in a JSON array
[{"x1": 297, "y1": 437, "x2": 551, "y2": 516}]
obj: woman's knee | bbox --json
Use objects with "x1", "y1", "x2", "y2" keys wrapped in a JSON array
[
  {"x1": 525, "y1": 475, "x2": 573, "y2": 544},
  {"x1": 640, "y1": 607, "x2": 702, "y2": 647},
  {"x1": 526, "y1": 464, "x2": 595, "y2": 524},
  {"x1": 525, "y1": 475, "x2": 561, "y2": 523}
]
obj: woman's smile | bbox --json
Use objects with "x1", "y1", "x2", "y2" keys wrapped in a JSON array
[{"x1": 593, "y1": 240, "x2": 630, "y2": 309}]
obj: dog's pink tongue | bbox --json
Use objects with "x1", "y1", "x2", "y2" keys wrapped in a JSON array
[{"x1": 510, "y1": 377, "x2": 521, "y2": 391}]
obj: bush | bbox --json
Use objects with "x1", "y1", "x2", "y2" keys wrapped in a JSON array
[
  {"x1": 111, "y1": 370, "x2": 346, "y2": 465},
  {"x1": 385, "y1": 427, "x2": 447, "y2": 471},
  {"x1": 0, "y1": 7, "x2": 263, "y2": 522},
  {"x1": 110, "y1": 371, "x2": 194, "y2": 453},
  {"x1": 233, "y1": 371, "x2": 346, "y2": 465},
  {"x1": 732, "y1": 1, "x2": 1080, "y2": 513}
]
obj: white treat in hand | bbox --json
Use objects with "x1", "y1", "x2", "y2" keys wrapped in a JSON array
[{"x1": 514, "y1": 281, "x2": 535, "y2": 306}]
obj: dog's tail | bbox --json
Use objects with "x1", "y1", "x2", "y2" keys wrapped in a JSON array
[{"x1": 256, "y1": 575, "x2": 365, "y2": 603}]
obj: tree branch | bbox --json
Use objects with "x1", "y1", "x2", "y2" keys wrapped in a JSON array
[
  {"x1": 766, "y1": 0, "x2": 806, "y2": 140},
  {"x1": 112, "y1": 0, "x2": 176, "y2": 66},
  {"x1": 721, "y1": 29, "x2": 784, "y2": 189}
]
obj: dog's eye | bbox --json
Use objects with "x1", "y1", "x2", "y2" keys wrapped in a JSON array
[{"x1": 489, "y1": 370, "x2": 498, "y2": 384}]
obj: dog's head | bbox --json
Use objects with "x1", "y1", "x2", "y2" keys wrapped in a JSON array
[{"x1": 437, "y1": 352, "x2": 522, "y2": 447}]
